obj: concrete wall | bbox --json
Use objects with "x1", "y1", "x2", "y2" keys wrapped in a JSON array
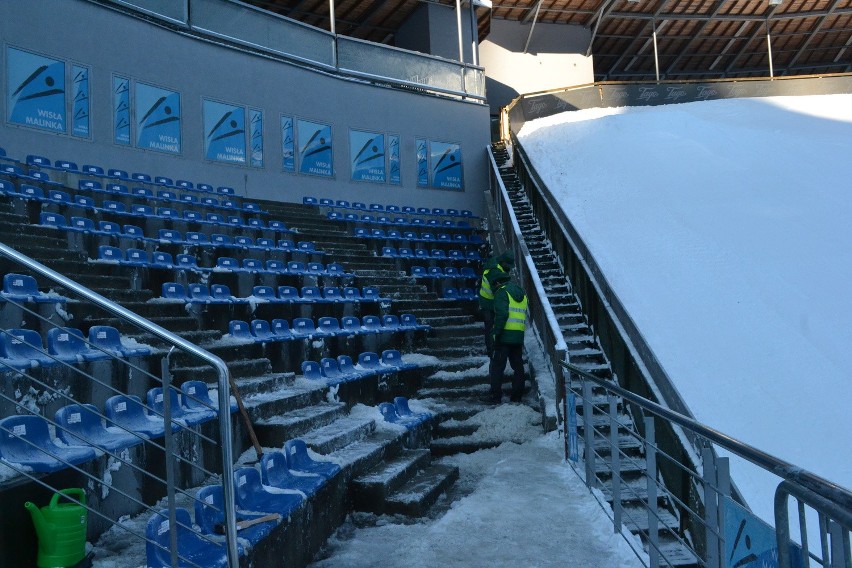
[
  {"x1": 480, "y1": 19, "x2": 594, "y2": 114},
  {"x1": 395, "y1": 3, "x2": 474, "y2": 63},
  {"x1": 0, "y1": 0, "x2": 491, "y2": 214}
]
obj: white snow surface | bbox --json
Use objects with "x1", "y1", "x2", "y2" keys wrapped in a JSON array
[{"x1": 518, "y1": 94, "x2": 852, "y2": 525}]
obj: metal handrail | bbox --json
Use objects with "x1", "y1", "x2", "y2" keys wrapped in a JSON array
[
  {"x1": 0, "y1": 242, "x2": 240, "y2": 567},
  {"x1": 561, "y1": 359, "x2": 852, "y2": 513}
]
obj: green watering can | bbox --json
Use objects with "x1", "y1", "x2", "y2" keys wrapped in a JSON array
[{"x1": 25, "y1": 488, "x2": 88, "y2": 568}]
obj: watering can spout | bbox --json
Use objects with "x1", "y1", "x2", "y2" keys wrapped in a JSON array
[{"x1": 25, "y1": 501, "x2": 51, "y2": 545}]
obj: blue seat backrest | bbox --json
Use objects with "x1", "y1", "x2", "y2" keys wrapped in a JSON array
[
  {"x1": 211, "y1": 285, "x2": 233, "y2": 300},
  {"x1": 271, "y1": 319, "x2": 291, "y2": 337},
  {"x1": 301, "y1": 360, "x2": 322, "y2": 380},
  {"x1": 251, "y1": 320, "x2": 273, "y2": 339},
  {"x1": 162, "y1": 282, "x2": 186, "y2": 299},
  {"x1": 229, "y1": 320, "x2": 252, "y2": 338},
  {"x1": 358, "y1": 351, "x2": 380, "y2": 368}
]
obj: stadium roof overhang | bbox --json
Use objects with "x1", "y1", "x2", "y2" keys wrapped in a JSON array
[{"x1": 243, "y1": 0, "x2": 852, "y2": 81}]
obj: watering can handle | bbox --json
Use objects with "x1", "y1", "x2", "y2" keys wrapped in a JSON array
[{"x1": 50, "y1": 488, "x2": 86, "y2": 508}]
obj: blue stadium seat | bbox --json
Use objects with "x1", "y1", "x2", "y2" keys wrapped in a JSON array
[
  {"x1": 162, "y1": 282, "x2": 188, "y2": 301},
  {"x1": 379, "y1": 402, "x2": 405, "y2": 424},
  {"x1": 277, "y1": 286, "x2": 301, "y2": 303},
  {"x1": 198, "y1": 183, "x2": 214, "y2": 193},
  {"x1": 411, "y1": 265, "x2": 428, "y2": 278},
  {"x1": 185, "y1": 232, "x2": 209, "y2": 246},
  {"x1": 445, "y1": 266, "x2": 460, "y2": 278},
  {"x1": 268, "y1": 220, "x2": 292, "y2": 233},
  {"x1": 39, "y1": 212, "x2": 67, "y2": 231},
  {"x1": 300, "y1": 286, "x2": 326, "y2": 303},
  {"x1": 47, "y1": 327, "x2": 111, "y2": 363},
  {"x1": 427, "y1": 266, "x2": 444, "y2": 278},
  {"x1": 270, "y1": 319, "x2": 293, "y2": 340},
  {"x1": 362, "y1": 287, "x2": 388, "y2": 303},
  {"x1": 55, "y1": 403, "x2": 143, "y2": 452},
  {"x1": 147, "y1": 387, "x2": 189, "y2": 431},
  {"x1": 386, "y1": 205, "x2": 401, "y2": 214},
  {"x1": 381, "y1": 349, "x2": 418, "y2": 371},
  {"x1": 381, "y1": 246, "x2": 397, "y2": 258},
  {"x1": 351, "y1": 202, "x2": 367, "y2": 211},
  {"x1": 278, "y1": 239, "x2": 296, "y2": 252},
  {"x1": 175, "y1": 179, "x2": 194, "y2": 190},
  {"x1": 318, "y1": 357, "x2": 347, "y2": 383},
  {"x1": 228, "y1": 321, "x2": 254, "y2": 342},
  {"x1": 194, "y1": 485, "x2": 274, "y2": 547},
  {"x1": 151, "y1": 252, "x2": 174, "y2": 269},
  {"x1": 291, "y1": 318, "x2": 317, "y2": 339},
  {"x1": 55, "y1": 159, "x2": 79, "y2": 172},
  {"x1": 250, "y1": 320, "x2": 276, "y2": 343},
  {"x1": 323, "y1": 287, "x2": 343, "y2": 302},
  {"x1": 212, "y1": 285, "x2": 247, "y2": 304},
  {"x1": 336, "y1": 354, "x2": 368, "y2": 380},
  {"x1": 257, "y1": 238, "x2": 276, "y2": 250},
  {"x1": 2, "y1": 273, "x2": 66, "y2": 304},
  {"x1": 326, "y1": 263, "x2": 350, "y2": 278},
  {"x1": 146, "y1": 508, "x2": 228, "y2": 568},
  {"x1": 317, "y1": 317, "x2": 345, "y2": 337},
  {"x1": 88, "y1": 326, "x2": 151, "y2": 357},
  {"x1": 287, "y1": 261, "x2": 307, "y2": 276},
  {"x1": 0, "y1": 415, "x2": 97, "y2": 473},
  {"x1": 183, "y1": 210, "x2": 204, "y2": 223},
  {"x1": 357, "y1": 351, "x2": 383, "y2": 372},
  {"x1": 399, "y1": 314, "x2": 430, "y2": 331},
  {"x1": 394, "y1": 397, "x2": 432, "y2": 424},
  {"x1": 283, "y1": 439, "x2": 340, "y2": 478},
  {"x1": 124, "y1": 248, "x2": 150, "y2": 267},
  {"x1": 465, "y1": 250, "x2": 482, "y2": 261},
  {"x1": 106, "y1": 183, "x2": 130, "y2": 195},
  {"x1": 360, "y1": 316, "x2": 384, "y2": 335},
  {"x1": 301, "y1": 360, "x2": 322, "y2": 381},
  {"x1": 0, "y1": 329, "x2": 57, "y2": 369},
  {"x1": 131, "y1": 172, "x2": 152, "y2": 183},
  {"x1": 251, "y1": 286, "x2": 282, "y2": 303},
  {"x1": 233, "y1": 466, "x2": 303, "y2": 516},
  {"x1": 261, "y1": 450, "x2": 325, "y2": 495},
  {"x1": 181, "y1": 381, "x2": 229, "y2": 420},
  {"x1": 158, "y1": 229, "x2": 183, "y2": 244},
  {"x1": 180, "y1": 194, "x2": 199, "y2": 205},
  {"x1": 327, "y1": 211, "x2": 344, "y2": 222},
  {"x1": 302, "y1": 196, "x2": 319, "y2": 206},
  {"x1": 340, "y1": 316, "x2": 362, "y2": 336},
  {"x1": 342, "y1": 287, "x2": 363, "y2": 302},
  {"x1": 381, "y1": 315, "x2": 401, "y2": 331},
  {"x1": 306, "y1": 262, "x2": 327, "y2": 277},
  {"x1": 398, "y1": 248, "x2": 414, "y2": 259},
  {"x1": 242, "y1": 258, "x2": 264, "y2": 272},
  {"x1": 444, "y1": 288, "x2": 460, "y2": 300},
  {"x1": 132, "y1": 187, "x2": 153, "y2": 200},
  {"x1": 188, "y1": 284, "x2": 216, "y2": 304},
  {"x1": 154, "y1": 176, "x2": 174, "y2": 187},
  {"x1": 123, "y1": 225, "x2": 146, "y2": 241},
  {"x1": 176, "y1": 254, "x2": 203, "y2": 271}
]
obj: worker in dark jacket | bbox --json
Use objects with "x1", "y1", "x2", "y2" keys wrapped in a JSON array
[
  {"x1": 488, "y1": 271, "x2": 528, "y2": 404},
  {"x1": 478, "y1": 251, "x2": 514, "y2": 354}
]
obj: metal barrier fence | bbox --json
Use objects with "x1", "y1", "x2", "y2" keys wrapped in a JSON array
[
  {"x1": 0, "y1": 242, "x2": 240, "y2": 567},
  {"x1": 563, "y1": 359, "x2": 852, "y2": 568},
  {"x1": 95, "y1": 0, "x2": 486, "y2": 102}
]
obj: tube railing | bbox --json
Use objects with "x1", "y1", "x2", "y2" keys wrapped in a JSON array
[
  {"x1": 563, "y1": 359, "x2": 852, "y2": 568},
  {"x1": 0, "y1": 242, "x2": 240, "y2": 567}
]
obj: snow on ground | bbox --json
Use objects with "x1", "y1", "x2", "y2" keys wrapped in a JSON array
[
  {"x1": 310, "y1": 431, "x2": 645, "y2": 568},
  {"x1": 517, "y1": 94, "x2": 852, "y2": 526}
]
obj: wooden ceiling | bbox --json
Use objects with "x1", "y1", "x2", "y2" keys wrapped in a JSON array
[{"x1": 242, "y1": 0, "x2": 852, "y2": 81}]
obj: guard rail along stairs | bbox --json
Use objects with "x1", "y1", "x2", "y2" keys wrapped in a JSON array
[{"x1": 485, "y1": 140, "x2": 852, "y2": 567}]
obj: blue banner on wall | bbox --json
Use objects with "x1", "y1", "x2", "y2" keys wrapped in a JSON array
[
  {"x1": 71, "y1": 65, "x2": 89, "y2": 138},
  {"x1": 389, "y1": 134, "x2": 400, "y2": 185},
  {"x1": 350, "y1": 129, "x2": 385, "y2": 183},
  {"x1": 203, "y1": 99, "x2": 246, "y2": 164},
  {"x1": 136, "y1": 82, "x2": 181, "y2": 154},
  {"x1": 416, "y1": 138, "x2": 429, "y2": 187},
  {"x1": 281, "y1": 115, "x2": 295, "y2": 172},
  {"x1": 724, "y1": 496, "x2": 804, "y2": 568},
  {"x1": 568, "y1": 393, "x2": 579, "y2": 462},
  {"x1": 7, "y1": 47, "x2": 66, "y2": 133},
  {"x1": 430, "y1": 140, "x2": 463, "y2": 191},
  {"x1": 113, "y1": 76, "x2": 130, "y2": 145},
  {"x1": 298, "y1": 119, "x2": 333, "y2": 177},
  {"x1": 249, "y1": 109, "x2": 263, "y2": 168}
]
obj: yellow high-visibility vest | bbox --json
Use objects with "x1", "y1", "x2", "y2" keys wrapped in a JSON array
[
  {"x1": 504, "y1": 294, "x2": 528, "y2": 331},
  {"x1": 479, "y1": 265, "x2": 506, "y2": 300}
]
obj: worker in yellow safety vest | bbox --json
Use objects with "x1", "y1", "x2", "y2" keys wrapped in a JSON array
[
  {"x1": 478, "y1": 251, "x2": 514, "y2": 355},
  {"x1": 487, "y1": 271, "x2": 527, "y2": 404}
]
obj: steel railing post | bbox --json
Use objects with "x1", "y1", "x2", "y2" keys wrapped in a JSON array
[
  {"x1": 161, "y1": 355, "x2": 179, "y2": 568},
  {"x1": 716, "y1": 457, "x2": 730, "y2": 566},
  {"x1": 609, "y1": 393, "x2": 622, "y2": 531},
  {"x1": 703, "y1": 447, "x2": 720, "y2": 568},
  {"x1": 645, "y1": 416, "x2": 659, "y2": 568},
  {"x1": 582, "y1": 377, "x2": 595, "y2": 488}
]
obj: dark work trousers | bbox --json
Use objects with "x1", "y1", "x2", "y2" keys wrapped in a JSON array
[
  {"x1": 489, "y1": 342, "x2": 525, "y2": 402},
  {"x1": 482, "y1": 307, "x2": 495, "y2": 355}
]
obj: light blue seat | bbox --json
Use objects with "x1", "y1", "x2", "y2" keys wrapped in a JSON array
[
  {"x1": 0, "y1": 415, "x2": 97, "y2": 473},
  {"x1": 146, "y1": 508, "x2": 228, "y2": 568},
  {"x1": 55, "y1": 403, "x2": 143, "y2": 452},
  {"x1": 284, "y1": 439, "x2": 340, "y2": 478}
]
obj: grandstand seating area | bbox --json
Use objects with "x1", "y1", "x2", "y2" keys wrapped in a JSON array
[{"x1": 0, "y1": 146, "x2": 491, "y2": 567}]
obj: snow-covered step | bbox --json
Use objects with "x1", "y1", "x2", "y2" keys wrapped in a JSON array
[
  {"x1": 351, "y1": 449, "x2": 433, "y2": 513},
  {"x1": 252, "y1": 402, "x2": 348, "y2": 446},
  {"x1": 300, "y1": 415, "x2": 377, "y2": 455},
  {"x1": 383, "y1": 464, "x2": 459, "y2": 517}
]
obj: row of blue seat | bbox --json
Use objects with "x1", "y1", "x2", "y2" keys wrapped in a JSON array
[
  {"x1": 301, "y1": 351, "x2": 419, "y2": 386},
  {"x1": 0, "y1": 381, "x2": 227, "y2": 473},
  {"x1": 410, "y1": 265, "x2": 479, "y2": 279},
  {"x1": 327, "y1": 211, "x2": 474, "y2": 230},
  {"x1": 354, "y1": 227, "x2": 484, "y2": 246},
  {"x1": 162, "y1": 283, "x2": 388, "y2": 305},
  {"x1": 384, "y1": 247, "x2": 482, "y2": 262},
  {"x1": 92, "y1": 246, "x2": 349, "y2": 278},
  {"x1": 39, "y1": 212, "x2": 318, "y2": 255},
  {"x1": 227, "y1": 315, "x2": 428, "y2": 344},
  {"x1": 147, "y1": 438, "x2": 340, "y2": 567},
  {"x1": 444, "y1": 287, "x2": 478, "y2": 301},
  {"x1": 379, "y1": 397, "x2": 432, "y2": 428},
  {"x1": 0, "y1": 326, "x2": 150, "y2": 371},
  {"x1": 11, "y1": 154, "x2": 239, "y2": 196},
  {"x1": 9, "y1": 187, "x2": 292, "y2": 232},
  {"x1": 304, "y1": 196, "x2": 476, "y2": 219}
]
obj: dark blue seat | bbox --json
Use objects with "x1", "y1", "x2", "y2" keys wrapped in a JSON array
[
  {"x1": 213, "y1": 284, "x2": 247, "y2": 304},
  {"x1": 303, "y1": 196, "x2": 319, "y2": 206},
  {"x1": 291, "y1": 318, "x2": 317, "y2": 339},
  {"x1": 0, "y1": 415, "x2": 97, "y2": 473},
  {"x1": 323, "y1": 287, "x2": 344, "y2": 302},
  {"x1": 233, "y1": 466, "x2": 303, "y2": 516},
  {"x1": 283, "y1": 439, "x2": 340, "y2": 478},
  {"x1": 277, "y1": 286, "x2": 301, "y2": 303},
  {"x1": 55, "y1": 159, "x2": 79, "y2": 172},
  {"x1": 39, "y1": 212, "x2": 67, "y2": 231},
  {"x1": 317, "y1": 317, "x2": 345, "y2": 337},
  {"x1": 229, "y1": 320, "x2": 254, "y2": 342},
  {"x1": 362, "y1": 287, "x2": 387, "y2": 303},
  {"x1": 132, "y1": 186, "x2": 153, "y2": 200},
  {"x1": 0, "y1": 329, "x2": 57, "y2": 369},
  {"x1": 194, "y1": 485, "x2": 274, "y2": 547},
  {"x1": 287, "y1": 261, "x2": 307, "y2": 276},
  {"x1": 444, "y1": 288, "x2": 460, "y2": 300},
  {"x1": 162, "y1": 282, "x2": 188, "y2": 301},
  {"x1": 185, "y1": 232, "x2": 209, "y2": 246},
  {"x1": 381, "y1": 349, "x2": 418, "y2": 371},
  {"x1": 131, "y1": 172, "x2": 152, "y2": 183},
  {"x1": 151, "y1": 252, "x2": 174, "y2": 269},
  {"x1": 301, "y1": 360, "x2": 322, "y2": 381},
  {"x1": 340, "y1": 316, "x2": 363, "y2": 336},
  {"x1": 154, "y1": 176, "x2": 174, "y2": 187},
  {"x1": 399, "y1": 314, "x2": 430, "y2": 331},
  {"x1": 176, "y1": 179, "x2": 194, "y2": 190},
  {"x1": 88, "y1": 325, "x2": 151, "y2": 357},
  {"x1": 459, "y1": 287, "x2": 477, "y2": 300},
  {"x1": 198, "y1": 183, "x2": 214, "y2": 193},
  {"x1": 181, "y1": 381, "x2": 227, "y2": 422},
  {"x1": 250, "y1": 320, "x2": 276, "y2": 343},
  {"x1": 176, "y1": 254, "x2": 204, "y2": 272},
  {"x1": 381, "y1": 315, "x2": 401, "y2": 331},
  {"x1": 188, "y1": 284, "x2": 216, "y2": 304},
  {"x1": 261, "y1": 450, "x2": 325, "y2": 494},
  {"x1": 301, "y1": 286, "x2": 326, "y2": 303},
  {"x1": 146, "y1": 508, "x2": 228, "y2": 568},
  {"x1": 270, "y1": 319, "x2": 293, "y2": 341},
  {"x1": 251, "y1": 286, "x2": 282, "y2": 303},
  {"x1": 379, "y1": 402, "x2": 405, "y2": 424},
  {"x1": 325, "y1": 263, "x2": 350, "y2": 278},
  {"x1": 394, "y1": 397, "x2": 432, "y2": 424},
  {"x1": 318, "y1": 357, "x2": 347, "y2": 383},
  {"x1": 2, "y1": 273, "x2": 66, "y2": 303},
  {"x1": 342, "y1": 287, "x2": 363, "y2": 302},
  {"x1": 360, "y1": 316, "x2": 384, "y2": 335},
  {"x1": 47, "y1": 327, "x2": 111, "y2": 363},
  {"x1": 357, "y1": 351, "x2": 383, "y2": 372},
  {"x1": 336, "y1": 355, "x2": 373, "y2": 380},
  {"x1": 146, "y1": 388, "x2": 188, "y2": 432},
  {"x1": 55, "y1": 403, "x2": 143, "y2": 452}
]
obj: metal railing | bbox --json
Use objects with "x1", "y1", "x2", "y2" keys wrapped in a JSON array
[
  {"x1": 95, "y1": 0, "x2": 486, "y2": 102},
  {"x1": 0, "y1": 242, "x2": 240, "y2": 567},
  {"x1": 563, "y1": 359, "x2": 852, "y2": 568}
]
